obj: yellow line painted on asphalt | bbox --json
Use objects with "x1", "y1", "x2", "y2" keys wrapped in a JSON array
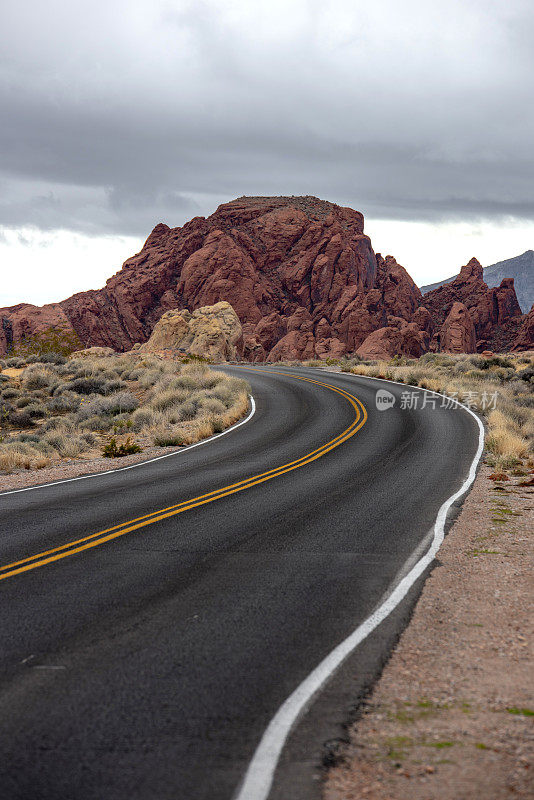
[{"x1": 0, "y1": 373, "x2": 367, "y2": 582}]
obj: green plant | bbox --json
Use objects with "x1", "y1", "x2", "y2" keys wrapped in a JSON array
[
  {"x1": 153, "y1": 433, "x2": 184, "y2": 447},
  {"x1": 102, "y1": 436, "x2": 142, "y2": 458}
]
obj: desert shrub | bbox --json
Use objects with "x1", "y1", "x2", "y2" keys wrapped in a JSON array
[
  {"x1": 103, "y1": 391, "x2": 139, "y2": 415},
  {"x1": 178, "y1": 401, "x2": 197, "y2": 420},
  {"x1": 79, "y1": 414, "x2": 114, "y2": 432},
  {"x1": 100, "y1": 368, "x2": 121, "y2": 380},
  {"x1": 452, "y1": 361, "x2": 471, "y2": 374},
  {"x1": 5, "y1": 357, "x2": 26, "y2": 368},
  {"x1": 155, "y1": 407, "x2": 181, "y2": 425},
  {"x1": 40, "y1": 417, "x2": 74, "y2": 433},
  {"x1": 46, "y1": 393, "x2": 81, "y2": 413},
  {"x1": 420, "y1": 353, "x2": 454, "y2": 367},
  {"x1": 122, "y1": 368, "x2": 142, "y2": 381},
  {"x1": 8, "y1": 409, "x2": 35, "y2": 428},
  {"x1": 0, "y1": 441, "x2": 49, "y2": 472},
  {"x1": 32, "y1": 440, "x2": 56, "y2": 456},
  {"x1": 464, "y1": 369, "x2": 486, "y2": 381},
  {"x1": 138, "y1": 368, "x2": 166, "y2": 389},
  {"x1": 102, "y1": 436, "x2": 142, "y2": 457},
  {"x1": 153, "y1": 431, "x2": 184, "y2": 447},
  {"x1": 23, "y1": 402, "x2": 47, "y2": 419},
  {"x1": 76, "y1": 391, "x2": 138, "y2": 419},
  {"x1": 41, "y1": 431, "x2": 70, "y2": 454},
  {"x1": 481, "y1": 355, "x2": 513, "y2": 369},
  {"x1": 130, "y1": 407, "x2": 156, "y2": 431},
  {"x1": 41, "y1": 432, "x2": 88, "y2": 457},
  {"x1": 15, "y1": 395, "x2": 34, "y2": 409},
  {"x1": 518, "y1": 367, "x2": 534, "y2": 383},
  {"x1": 200, "y1": 397, "x2": 226, "y2": 415},
  {"x1": 151, "y1": 389, "x2": 185, "y2": 412},
  {"x1": 489, "y1": 367, "x2": 515, "y2": 383},
  {"x1": 467, "y1": 355, "x2": 485, "y2": 369},
  {"x1": 486, "y1": 429, "x2": 528, "y2": 460},
  {"x1": 13, "y1": 433, "x2": 40, "y2": 443},
  {"x1": 210, "y1": 415, "x2": 225, "y2": 433},
  {"x1": 169, "y1": 374, "x2": 201, "y2": 391},
  {"x1": 102, "y1": 379, "x2": 127, "y2": 394},
  {"x1": 31, "y1": 352, "x2": 67, "y2": 365},
  {"x1": 1, "y1": 387, "x2": 20, "y2": 400},
  {"x1": 159, "y1": 382, "x2": 191, "y2": 401},
  {"x1": 64, "y1": 376, "x2": 107, "y2": 395},
  {"x1": 515, "y1": 394, "x2": 534, "y2": 408}
]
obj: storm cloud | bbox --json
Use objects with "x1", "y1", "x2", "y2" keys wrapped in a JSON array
[{"x1": 2, "y1": 0, "x2": 534, "y2": 236}]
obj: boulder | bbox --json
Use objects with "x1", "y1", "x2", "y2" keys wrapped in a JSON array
[{"x1": 139, "y1": 301, "x2": 243, "y2": 361}]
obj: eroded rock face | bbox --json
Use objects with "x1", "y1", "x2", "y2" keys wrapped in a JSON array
[
  {"x1": 0, "y1": 303, "x2": 76, "y2": 355},
  {"x1": 138, "y1": 301, "x2": 243, "y2": 361},
  {"x1": 512, "y1": 303, "x2": 534, "y2": 351},
  {"x1": 356, "y1": 319, "x2": 427, "y2": 360},
  {"x1": 0, "y1": 198, "x2": 531, "y2": 359},
  {"x1": 440, "y1": 302, "x2": 477, "y2": 354},
  {"x1": 423, "y1": 258, "x2": 524, "y2": 352}
]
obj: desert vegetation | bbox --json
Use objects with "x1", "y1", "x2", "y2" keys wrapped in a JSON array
[
  {"x1": 303, "y1": 351, "x2": 534, "y2": 473},
  {"x1": 0, "y1": 352, "x2": 250, "y2": 474}
]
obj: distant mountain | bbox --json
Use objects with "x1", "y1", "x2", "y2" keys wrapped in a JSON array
[{"x1": 421, "y1": 250, "x2": 534, "y2": 312}]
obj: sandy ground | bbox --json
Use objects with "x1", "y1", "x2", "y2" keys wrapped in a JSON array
[{"x1": 324, "y1": 463, "x2": 533, "y2": 799}]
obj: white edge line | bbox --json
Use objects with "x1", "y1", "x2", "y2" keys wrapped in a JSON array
[
  {"x1": 234, "y1": 374, "x2": 485, "y2": 800},
  {"x1": 0, "y1": 396, "x2": 256, "y2": 498}
]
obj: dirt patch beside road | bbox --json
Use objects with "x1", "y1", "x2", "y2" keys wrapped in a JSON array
[{"x1": 324, "y1": 463, "x2": 533, "y2": 800}]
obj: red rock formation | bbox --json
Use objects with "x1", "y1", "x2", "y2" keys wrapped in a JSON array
[
  {"x1": 440, "y1": 302, "x2": 477, "y2": 354},
  {"x1": 0, "y1": 302, "x2": 77, "y2": 354},
  {"x1": 512, "y1": 303, "x2": 534, "y2": 351},
  {"x1": 423, "y1": 258, "x2": 524, "y2": 352},
  {"x1": 356, "y1": 319, "x2": 427, "y2": 360},
  {"x1": 0, "y1": 198, "x2": 531, "y2": 358}
]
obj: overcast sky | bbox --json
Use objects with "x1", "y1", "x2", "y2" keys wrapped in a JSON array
[{"x1": 1, "y1": 0, "x2": 533, "y2": 305}]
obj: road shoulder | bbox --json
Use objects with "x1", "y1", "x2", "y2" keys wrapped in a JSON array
[{"x1": 324, "y1": 463, "x2": 534, "y2": 799}]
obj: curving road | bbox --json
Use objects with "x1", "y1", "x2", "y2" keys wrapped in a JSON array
[{"x1": 0, "y1": 367, "x2": 481, "y2": 800}]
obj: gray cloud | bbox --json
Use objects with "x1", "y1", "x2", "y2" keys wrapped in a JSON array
[{"x1": 1, "y1": 0, "x2": 533, "y2": 236}]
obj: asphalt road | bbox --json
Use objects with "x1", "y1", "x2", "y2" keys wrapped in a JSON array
[{"x1": 0, "y1": 366, "x2": 480, "y2": 800}]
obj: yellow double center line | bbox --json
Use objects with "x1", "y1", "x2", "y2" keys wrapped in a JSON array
[{"x1": 0, "y1": 374, "x2": 367, "y2": 582}]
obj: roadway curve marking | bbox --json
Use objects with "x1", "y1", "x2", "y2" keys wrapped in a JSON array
[{"x1": 0, "y1": 375, "x2": 367, "y2": 582}]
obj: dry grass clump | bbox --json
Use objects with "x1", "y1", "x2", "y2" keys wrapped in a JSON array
[
  {"x1": 0, "y1": 352, "x2": 250, "y2": 474},
  {"x1": 340, "y1": 351, "x2": 534, "y2": 472}
]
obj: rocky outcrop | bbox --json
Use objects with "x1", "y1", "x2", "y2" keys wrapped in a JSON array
[
  {"x1": 356, "y1": 318, "x2": 427, "y2": 360},
  {"x1": 512, "y1": 303, "x2": 534, "y2": 351},
  {"x1": 0, "y1": 302, "x2": 77, "y2": 355},
  {"x1": 0, "y1": 198, "x2": 531, "y2": 359},
  {"x1": 440, "y1": 302, "x2": 476, "y2": 353},
  {"x1": 138, "y1": 301, "x2": 243, "y2": 361},
  {"x1": 421, "y1": 249, "x2": 534, "y2": 313},
  {"x1": 423, "y1": 257, "x2": 524, "y2": 352}
]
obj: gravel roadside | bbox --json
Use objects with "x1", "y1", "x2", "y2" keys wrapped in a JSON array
[
  {"x1": 323, "y1": 463, "x2": 533, "y2": 799},
  {"x1": 0, "y1": 445, "x2": 183, "y2": 494}
]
